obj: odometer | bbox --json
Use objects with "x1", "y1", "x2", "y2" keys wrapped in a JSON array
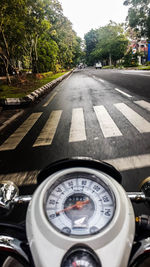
[{"x1": 45, "y1": 172, "x2": 116, "y2": 236}]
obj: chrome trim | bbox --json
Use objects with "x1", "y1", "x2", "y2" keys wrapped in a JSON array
[
  {"x1": 0, "y1": 181, "x2": 19, "y2": 209},
  {"x1": 129, "y1": 238, "x2": 150, "y2": 265},
  {"x1": 139, "y1": 177, "x2": 150, "y2": 190},
  {"x1": 14, "y1": 195, "x2": 32, "y2": 204},
  {"x1": 0, "y1": 235, "x2": 29, "y2": 262},
  {"x1": 127, "y1": 192, "x2": 146, "y2": 202}
]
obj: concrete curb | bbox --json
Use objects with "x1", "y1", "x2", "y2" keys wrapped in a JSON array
[{"x1": 0, "y1": 71, "x2": 72, "y2": 107}]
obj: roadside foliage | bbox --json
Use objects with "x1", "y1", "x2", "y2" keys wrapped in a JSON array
[
  {"x1": 84, "y1": 22, "x2": 129, "y2": 66},
  {"x1": 0, "y1": 0, "x2": 83, "y2": 83},
  {"x1": 124, "y1": 0, "x2": 150, "y2": 40}
]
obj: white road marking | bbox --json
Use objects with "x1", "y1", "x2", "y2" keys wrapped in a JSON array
[
  {"x1": 93, "y1": 75, "x2": 105, "y2": 83},
  {"x1": 0, "y1": 113, "x2": 42, "y2": 151},
  {"x1": 140, "y1": 74, "x2": 150, "y2": 77},
  {"x1": 0, "y1": 101, "x2": 149, "y2": 151},
  {"x1": 99, "y1": 78, "x2": 105, "y2": 83},
  {"x1": 69, "y1": 108, "x2": 86, "y2": 142},
  {"x1": 1, "y1": 154, "x2": 150, "y2": 186},
  {"x1": 120, "y1": 71, "x2": 150, "y2": 77},
  {"x1": 33, "y1": 110, "x2": 62, "y2": 147},
  {"x1": 114, "y1": 103, "x2": 150, "y2": 133},
  {"x1": 65, "y1": 72, "x2": 72, "y2": 80},
  {"x1": 93, "y1": 105, "x2": 122, "y2": 138},
  {"x1": 0, "y1": 110, "x2": 24, "y2": 132},
  {"x1": 115, "y1": 88, "x2": 132, "y2": 98},
  {"x1": 134, "y1": 100, "x2": 150, "y2": 112},
  {"x1": 105, "y1": 154, "x2": 150, "y2": 171},
  {"x1": 43, "y1": 92, "x2": 57, "y2": 107}
]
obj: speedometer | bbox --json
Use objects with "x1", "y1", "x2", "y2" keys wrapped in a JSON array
[{"x1": 45, "y1": 171, "x2": 116, "y2": 237}]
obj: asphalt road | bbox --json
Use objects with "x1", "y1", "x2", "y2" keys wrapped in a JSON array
[
  {"x1": 87, "y1": 67, "x2": 150, "y2": 99},
  {"x1": 0, "y1": 67, "x2": 150, "y2": 217}
]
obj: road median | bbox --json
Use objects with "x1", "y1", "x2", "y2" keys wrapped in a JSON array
[{"x1": 0, "y1": 70, "x2": 72, "y2": 108}]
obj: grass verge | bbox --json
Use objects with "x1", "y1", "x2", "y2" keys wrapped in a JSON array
[
  {"x1": 0, "y1": 71, "x2": 68, "y2": 99},
  {"x1": 137, "y1": 65, "x2": 150, "y2": 70}
]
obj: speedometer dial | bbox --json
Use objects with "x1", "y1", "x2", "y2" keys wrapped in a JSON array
[{"x1": 45, "y1": 172, "x2": 115, "y2": 236}]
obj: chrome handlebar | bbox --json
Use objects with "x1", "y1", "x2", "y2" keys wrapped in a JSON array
[
  {"x1": 12, "y1": 192, "x2": 150, "y2": 203},
  {"x1": 0, "y1": 191, "x2": 149, "y2": 210},
  {"x1": 0, "y1": 176, "x2": 150, "y2": 210},
  {"x1": 127, "y1": 192, "x2": 147, "y2": 202}
]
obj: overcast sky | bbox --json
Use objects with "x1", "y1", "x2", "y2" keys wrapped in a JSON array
[{"x1": 60, "y1": 0, "x2": 129, "y2": 39}]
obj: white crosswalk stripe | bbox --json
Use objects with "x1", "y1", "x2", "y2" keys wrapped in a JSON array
[
  {"x1": 69, "y1": 108, "x2": 86, "y2": 142},
  {"x1": 0, "y1": 113, "x2": 42, "y2": 151},
  {"x1": 33, "y1": 110, "x2": 62, "y2": 147},
  {"x1": 134, "y1": 100, "x2": 150, "y2": 112},
  {"x1": 1, "y1": 153, "x2": 150, "y2": 186},
  {"x1": 93, "y1": 105, "x2": 122, "y2": 137},
  {"x1": 0, "y1": 101, "x2": 150, "y2": 151},
  {"x1": 0, "y1": 170, "x2": 39, "y2": 186},
  {"x1": 114, "y1": 103, "x2": 150, "y2": 133},
  {"x1": 105, "y1": 153, "x2": 150, "y2": 172}
]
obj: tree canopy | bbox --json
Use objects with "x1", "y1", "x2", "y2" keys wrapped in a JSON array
[
  {"x1": 84, "y1": 22, "x2": 128, "y2": 66},
  {"x1": 0, "y1": 0, "x2": 82, "y2": 82},
  {"x1": 124, "y1": 0, "x2": 150, "y2": 39}
]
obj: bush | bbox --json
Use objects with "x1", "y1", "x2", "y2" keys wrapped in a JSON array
[
  {"x1": 42, "y1": 72, "x2": 53, "y2": 78},
  {"x1": 103, "y1": 65, "x2": 114, "y2": 69},
  {"x1": 123, "y1": 50, "x2": 139, "y2": 67},
  {"x1": 145, "y1": 61, "x2": 150, "y2": 66},
  {"x1": 138, "y1": 65, "x2": 150, "y2": 70}
]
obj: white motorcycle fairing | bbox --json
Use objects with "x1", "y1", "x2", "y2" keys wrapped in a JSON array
[{"x1": 26, "y1": 167, "x2": 135, "y2": 267}]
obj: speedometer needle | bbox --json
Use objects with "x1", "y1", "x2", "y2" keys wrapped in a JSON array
[{"x1": 56, "y1": 199, "x2": 90, "y2": 215}]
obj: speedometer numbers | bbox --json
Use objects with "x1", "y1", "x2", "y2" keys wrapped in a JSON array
[{"x1": 45, "y1": 173, "x2": 115, "y2": 236}]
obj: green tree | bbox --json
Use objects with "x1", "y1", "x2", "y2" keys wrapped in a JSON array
[
  {"x1": 0, "y1": 0, "x2": 82, "y2": 83},
  {"x1": 124, "y1": 0, "x2": 150, "y2": 39},
  {"x1": 84, "y1": 22, "x2": 128, "y2": 66},
  {"x1": 44, "y1": 1, "x2": 82, "y2": 69},
  {"x1": 37, "y1": 26, "x2": 59, "y2": 73},
  {"x1": 0, "y1": 0, "x2": 28, "y2": 83},
  {"x1": 84, "y1": 29, "x2": 98, "y2": 65},
  {"x1": 72, "y1": 36, "x2": 84, "y2": 66},
  {"x1": 0, "y1": 0, "x2": 45, "y2": 80},
  {"x1": 24, "y1": 0, "x2": 46, "y2": 73}
]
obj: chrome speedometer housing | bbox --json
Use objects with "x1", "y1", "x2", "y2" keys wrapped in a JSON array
[{"x1": 44, "y1": 170, "x2": 116, "y2": 237}]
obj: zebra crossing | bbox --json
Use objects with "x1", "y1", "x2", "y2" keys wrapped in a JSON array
[
  {"x1": 33, "y1": 110, "x2": 62, "y2": 147},
  {"x1": 0, "y1": 113, "x2": 42, "y2": 151},
  {"x1": 93, "y1": 106, "x2": 122, "y2": 137},
  {"x1": 0, "y1": 100, "x2": 150, "y2": 151},
  {"x1": 69, "y1": 108, "x2": 86, "y2": 142},
  {"x1": 115, "y1": 103, "x2": 150, "y2": 133},
  {"x1": 134, "y1": 100, "x2": 150, "y2": 112}
]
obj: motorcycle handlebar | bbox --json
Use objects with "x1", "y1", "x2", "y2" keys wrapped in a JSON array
[
  {"x1": 0, "y1": 192, "x2": 149, "y2": 210},
  {"x1": 10, "y1": 192, "x2": 150, "y2": 204}
]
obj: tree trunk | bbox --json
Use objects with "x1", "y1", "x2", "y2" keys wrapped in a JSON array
[
  {"x1": 31, "y1": 36, "x2": 38, "y2": 74},
  {"x1": 0, "y1": 25, "x2": 11, "y2": 84},
  {"x1": 5, "y1": 59, "x2": 11, "y2": 85},
  {"x1": 0, "y1": 55, "x2": 11, "y2": 85},
  {"x1": 109, "y1": 53, "x2": 112, "y2": 66}
]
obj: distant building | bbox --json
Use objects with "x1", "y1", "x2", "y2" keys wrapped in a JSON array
[{"x1": 128, "y1": 39, "x2": 148, "y2": 64}]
